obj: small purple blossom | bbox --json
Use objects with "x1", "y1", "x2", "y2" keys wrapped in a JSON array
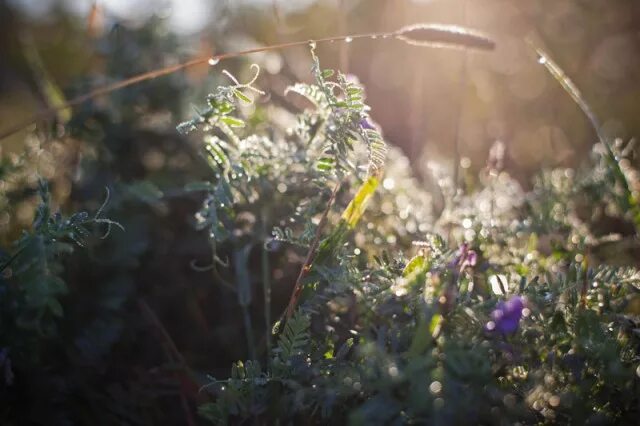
[
  {"x1": 359, "y1": 117, "x2": 376, "y2": 131},
  {"x1": 487, "y1": 296, "x2": 525, "y2": 334},
  {"x1": 449, "y1": 243, "x2": 477, "y2": 273}
]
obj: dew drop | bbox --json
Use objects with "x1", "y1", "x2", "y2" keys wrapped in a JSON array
[
  {"x1": 308, "y1": 40, "x2": 317, "y2": 49},
  {"x1": 388, "y1": 365, "x2": 399, "y2": 377},
  {"x1": 537, "y1": 56, "x2": 547, "y2": 65},
  {"x1": 344, "y1": 36, "x2": 353, "y2": 43},
  {"x1": 371, "y1": 35, "x2": 378, "y2": 40},
  {"x1": 208, "y1": 58, "x2": 220, "y2": 66}
]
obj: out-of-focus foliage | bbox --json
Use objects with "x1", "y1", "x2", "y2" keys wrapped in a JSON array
[
  {"x1": 0, "y1": 16, "x2": 215, "y2": 425},
  {"x1": 3, "y1": 0, "x2": 640, "y2": 176}
]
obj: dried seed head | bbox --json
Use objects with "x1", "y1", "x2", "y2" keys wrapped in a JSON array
[{"x1": 395, "y1": 23, "x2": 495, "y2": 51}]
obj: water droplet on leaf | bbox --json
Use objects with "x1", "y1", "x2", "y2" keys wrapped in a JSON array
[{"x1": 208, "y1": 58, "x2": 220, "y2": 66}]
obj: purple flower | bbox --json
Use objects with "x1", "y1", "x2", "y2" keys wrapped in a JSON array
[
  {"x1": 359, "y1": 117, "x2": 376, "y2": 131},
  {"x1": 487, "y1": 296, "x2": 525, "y2": 334},
  {"x1": 449, "y1": 243, "x2": 477, "y2": 273}
]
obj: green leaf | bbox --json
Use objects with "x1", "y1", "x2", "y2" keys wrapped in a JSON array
[
  {"x1": 233, "y1": 89, "x2": 252, "y2": 104},
  {"x1": 429, "y1": 313, "x2": 442, "y2": 337},
  {"x1": 220, "y1": 116, "x2": 245, "y2": 128},
  {"x1": 403, "y1": 255, "x2": 426, "y2": 277},
  {"x1": 275, "y1": 310, "x2": 310, "y2": 362},
  {"x1": 321, "y1": 69, "x2": 335, "y2": 79},
  {"x1": 341, "y1": 176, "x2": 379, "y2": 228}
]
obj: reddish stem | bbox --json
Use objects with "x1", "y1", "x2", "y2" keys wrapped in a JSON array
[{"x1": 285, "y1": 183, "x2": 341, "y2": 319}]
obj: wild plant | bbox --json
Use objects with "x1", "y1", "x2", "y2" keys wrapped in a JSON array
[
  {"x1": 184, "y1": 47, "x2": 640, "y2": 424},
  {"x1": 0, "y1": 17, "x2": 638, "y2": 426}
]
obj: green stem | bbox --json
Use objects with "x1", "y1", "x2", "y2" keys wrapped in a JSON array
[{"x1": 242, "y1": 304, "x2": 257, "y2": 361}]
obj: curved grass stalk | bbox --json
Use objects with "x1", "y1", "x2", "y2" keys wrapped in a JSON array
[
  {"x1": 0, "y1": 24, "x2": 495, "y2": 142},
  {"x1": 530, "y1": 40, "x2": 640, "y2": 232}
]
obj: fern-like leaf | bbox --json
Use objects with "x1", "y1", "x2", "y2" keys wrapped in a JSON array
[{"x1": 274, "y1": 310, "x2": 310, "y2": 361}]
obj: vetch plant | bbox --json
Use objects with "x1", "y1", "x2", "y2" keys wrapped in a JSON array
[
  {"x1": 0, "y1": 15, "x2": 639, "y2": 426},
  {"x1": 186, "y1": 45, "x2": 640, "y2": 425}
]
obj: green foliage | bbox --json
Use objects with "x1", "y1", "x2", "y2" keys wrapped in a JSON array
[
  {"x1": 1, "y1": 17, "x2": 640, "y2": 426},
  {"x1": 273, "y1": 311, "x2": 310, "y2": 367},
  {"x1": 0, "y1": 20, "x2": 191, "y2": 425},
  {"x1": 189, "y1": 54, "x2": 640, "y2": 425},
  {"x1": 0, "y1": 177, "x2": 121, "y2": 422},
  {"x1": 0, "y1": 179, "x2": 120, "y2": 338}
]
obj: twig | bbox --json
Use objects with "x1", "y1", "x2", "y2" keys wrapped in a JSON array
[
  {"x1": 285, "y1": 182, "x2": 341, "y2": 319},
  {"x1": 0, "y1": 24, "x2": 495, "y2": 142},
  {"x1": 261, "y1": 211, "x2": 273, "y2": 359}
]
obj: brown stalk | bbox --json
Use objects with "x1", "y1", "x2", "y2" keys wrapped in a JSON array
[
  {"x1": 0, "y1": 33, "x2": 385, "y2": 141},
  {"x1": 284, "y1": 182, "x2": 341, "y2": 319},
  {"x1": 0, "y1": 24, "x2": 495, "y2": 142}
]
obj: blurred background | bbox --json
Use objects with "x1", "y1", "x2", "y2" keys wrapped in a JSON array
[
  {"x1": 2, "y1": 0, "x2": 639, "y2": 178},
  {"x1": 1, "y1": 0, "x2": 639, "y2": 424}
]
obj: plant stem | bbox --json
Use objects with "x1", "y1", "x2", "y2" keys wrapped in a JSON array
[
  {"x1": 261, "y1": 213, "x2": 272, "y2": 360},
  {"x1": 284, "y1": 183, "x2": 341, "y2": 319},
  {"x1": 242, "y1": 304, "x2": 257, "y2": 361},
  {"x1": 0, "y1": 24, "x2": 495, "y2": 142}
]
